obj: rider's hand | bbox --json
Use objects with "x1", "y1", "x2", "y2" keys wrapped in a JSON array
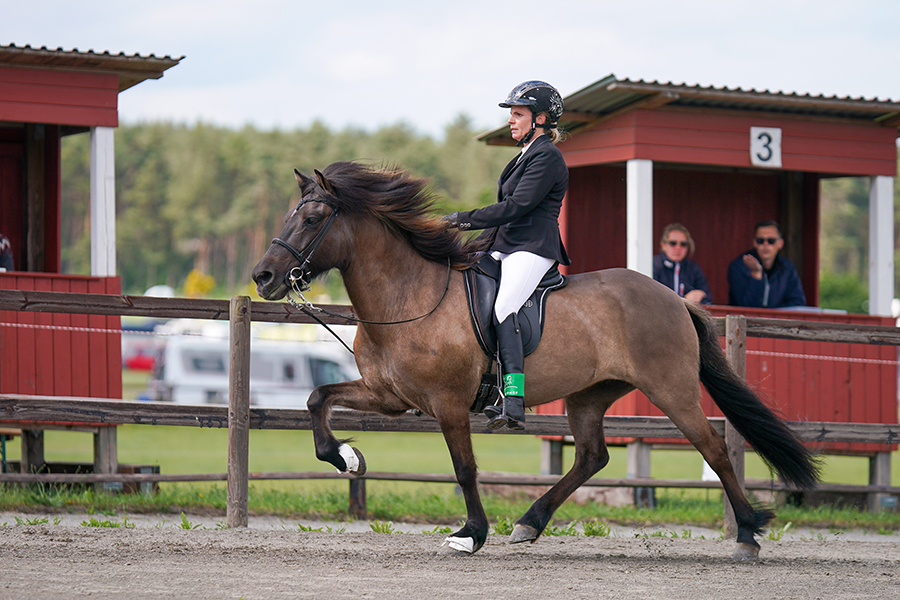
[{"x1": 441, "y1": 212, "x2": 460, "y2": 229}]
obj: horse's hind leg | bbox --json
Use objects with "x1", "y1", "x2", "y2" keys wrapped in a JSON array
[
  {"x1": 653, "y1": 389, "x2": 772, "y2": 560},
  {"x1": 511, "y1": 381, "x2": 632, "y2": 544}
]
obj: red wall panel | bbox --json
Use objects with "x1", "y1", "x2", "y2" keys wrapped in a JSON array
[
  {"x1": 538, "y1": 307, "x2": 897, "y2": 454},
  {"x1": 560, "y1": 109, "x2": 898, "y2": 177},
  {"x1": 0, "y1": 273, "x2": 122, "y2": 398},
  {"x1": 0, "y1": 66, "x2": 118, "y2": 127}
]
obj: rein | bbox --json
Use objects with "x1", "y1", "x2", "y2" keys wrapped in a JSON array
[{"x1": 269, "y1": 197, "x2": 453, "y2": 354}]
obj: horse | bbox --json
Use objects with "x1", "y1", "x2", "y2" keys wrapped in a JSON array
[{"x1": 251, "y1": 161, "x2": 820, "y2": 560}]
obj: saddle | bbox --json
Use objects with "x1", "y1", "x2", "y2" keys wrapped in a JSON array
[
  {"x1": 464, "y1": 254, "x2": 567, "y2": 357},
  {"x1": 464, "y1": 255, "x2": 566, "y2": 412}
]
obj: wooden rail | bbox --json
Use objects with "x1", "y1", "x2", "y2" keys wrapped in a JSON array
[
  {"x1": 4, "y1": 289, "x2": 900, "y2": 344},
  {"x1": 1, "y1": 395, "x2": 898, "y2": 487},
  {"x1": 1, "y1": 289, "x2": 898, "y2": 525},
  {"x1": 2, "y1": 395, "x2": 899, "y2": 444},
  {"x1": 0, "y1": 289, "x2": 356, "y2": 324},
  {"x1": 1, "y1": 470, "x2": 898, "y2": 495}
]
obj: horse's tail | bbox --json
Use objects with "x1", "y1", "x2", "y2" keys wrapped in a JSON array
[{"x1": 685, "y1": 302, "x2": 821, "y2": 489}]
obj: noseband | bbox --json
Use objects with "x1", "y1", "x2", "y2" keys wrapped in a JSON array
[{"x1": 270, "y1": 197, "x2": 340, "y2": 304}]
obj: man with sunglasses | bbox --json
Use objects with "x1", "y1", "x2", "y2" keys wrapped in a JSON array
[
  {"x1": 653, "y1": 223, "x2": 713, "y2": 304},
  {"x1": 727, "y1": 220, "x2": 806, "y2": 308}
]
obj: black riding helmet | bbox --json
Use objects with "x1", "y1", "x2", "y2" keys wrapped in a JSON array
[{"x1": 499, "y1": 81, "x2": 564, "y2": 146}]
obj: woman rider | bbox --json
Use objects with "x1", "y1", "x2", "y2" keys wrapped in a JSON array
[{"x1": 444, "y1": 81, "x2": 570, "y2": 430}]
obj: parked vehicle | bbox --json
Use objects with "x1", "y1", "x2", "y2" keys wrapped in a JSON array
[{"x1": 146, "y1": 335, "x2": 358, "y2": 408}]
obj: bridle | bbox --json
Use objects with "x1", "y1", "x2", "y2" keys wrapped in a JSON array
[
  {"x1": 266, "y1": 196, "x2": 453, "y2": 353},
  {"x1": 271, "y1": 196, "x2": 341, "y2": 304}
]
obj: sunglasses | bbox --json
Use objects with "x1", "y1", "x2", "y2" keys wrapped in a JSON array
[
  {"x1": 666, "y1": 240, "x2": 689, "y2": 247},
  {"x1": 755, "y1": 237, "x2": 780, "y2": 245}
]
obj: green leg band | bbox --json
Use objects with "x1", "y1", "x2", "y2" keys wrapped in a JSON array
[{"x1": 503, "y1": 373, "x2": 524, "y2": 398}]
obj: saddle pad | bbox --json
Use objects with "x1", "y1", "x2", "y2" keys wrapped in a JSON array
[{"x1": 463, "y1": 255, "x2": 567, "y2": 357}]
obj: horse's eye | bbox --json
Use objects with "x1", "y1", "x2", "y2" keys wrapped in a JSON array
[{"x1": 304, "y1": 216, "x2": 320, "y2": 227}]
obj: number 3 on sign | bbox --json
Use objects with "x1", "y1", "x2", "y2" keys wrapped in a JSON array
[{"x1": 750, "y1": 127, "x2": 782, "y2": 168}]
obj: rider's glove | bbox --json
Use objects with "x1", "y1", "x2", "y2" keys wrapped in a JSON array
[{"x1": 441, "y1": 212, "x2": 470, "y2": 230}]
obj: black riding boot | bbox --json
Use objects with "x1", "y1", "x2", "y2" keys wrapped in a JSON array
[{"x1": 484, "y1": 314, "x2": 526, "y2": 430}]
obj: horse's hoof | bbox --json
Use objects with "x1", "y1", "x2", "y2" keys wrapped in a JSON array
[
  {"x1": 349, "y1": 447, "x2": 367, "y2": 476},
  {"x1": 442, "y1": 536, "x2": 476, "y2": 554},
  {"x1": 337, "y1": 444, "x2": 367, "y2": 476},
  {"x1": 509, "y1": 524, "x2": 540, "y2": 544},
  {"x1": 731, "y1": 542, "x2": 760, "y2": 561}
]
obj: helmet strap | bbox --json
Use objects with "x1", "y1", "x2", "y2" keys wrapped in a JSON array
[
  {"x1": 517, "y1": 122, "x2": 536, "y2": 147},
  {"x1": 517, "y1": 113, "x2": 541, "y2": 147}
]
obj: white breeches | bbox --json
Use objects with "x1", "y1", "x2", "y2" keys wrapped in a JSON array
[{"x1": 491, "y1": 250, "x2": 556, "y2": 323}]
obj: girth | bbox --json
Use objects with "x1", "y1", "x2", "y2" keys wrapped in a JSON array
[{"x1": 463, "y1": 254, "x2": 567, "y2": 358}]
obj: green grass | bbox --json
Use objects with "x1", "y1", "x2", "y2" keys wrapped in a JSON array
[
  {"x1": 2, "y1": 421, "x2": 898, "y2": 532},
  {"x1": 122, "y1": 369, "x2": 153, "y2": 401}
]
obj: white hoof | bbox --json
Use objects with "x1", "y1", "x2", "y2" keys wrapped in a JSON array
[
  {"x1": 337, "y1": 444, "x2": 359, "y2": 473},
  {"x1": 442, "y1": 536, "x2": 475, "y2": 554}
]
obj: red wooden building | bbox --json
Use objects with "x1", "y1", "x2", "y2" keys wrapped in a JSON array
[
  {"x1": 480, "y1": 76, "x2": 899, "y2": 472},
  {"x1": 0, "y1": 44, "x2": 181, "y2": 398}
]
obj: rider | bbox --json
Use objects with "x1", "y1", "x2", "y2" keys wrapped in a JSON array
[{"x1": 443, "y1": 81, "x2": 570, "y2": 430}]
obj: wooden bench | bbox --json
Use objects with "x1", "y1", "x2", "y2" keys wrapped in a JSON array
[{"x1": 0, "y1": 419, "x2": 118, "y2": 492}]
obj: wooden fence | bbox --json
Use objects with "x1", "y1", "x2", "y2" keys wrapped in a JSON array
[{"x1": 0, "y1": 290, "x2": 898, "y2": 528}]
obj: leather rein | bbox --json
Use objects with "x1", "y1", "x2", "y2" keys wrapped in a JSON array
[{"x1": 269, "y1": 197, "x2": 452, "y2": 353}]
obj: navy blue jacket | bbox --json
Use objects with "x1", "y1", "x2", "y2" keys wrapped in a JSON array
[
  {"x1": 727, "y1": 250, "x2": 807, "y2": 308},
  {"x1": 652, "y1": 253, "x2": 713, "y2": 304},
  {"x1": 0, "y1": 234, "x2": 13, "y2": 271},
  {"x1": 454, "y1": 135, "x2": 570, "y2": 265}
]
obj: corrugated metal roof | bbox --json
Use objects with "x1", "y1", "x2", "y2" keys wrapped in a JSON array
[
  {"x1": 0, "y1": 43, "x2": 183, "y2": 91},
  {"x1": 477, "y1": 74, "x2": 900, "y2": 145}
]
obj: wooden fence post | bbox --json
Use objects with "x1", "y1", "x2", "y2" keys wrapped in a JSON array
[
  {"x1": 540, "y1": 439, "x2": 564, "y2": 475},
  {"x1": 868, "y1": 452, "x2": 893, "y2": 512},
  {"x1": 349, "y1": 479, "x2": 367, "y2": 519},
  {"x1": 93, "y1": 426, "x2": 118, "y2": 494},
  {"x1": 627, "y1": 440, "x2": 656, "y2": 508},
  {"x1": 724, "y1": 315, "x2": 747, "y2": 538},
  {"x1": 227, "y1": 296, "x2": 251, "y2": 528}
]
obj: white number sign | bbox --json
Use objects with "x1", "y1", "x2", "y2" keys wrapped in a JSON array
[{"x1": 750, "y1": 127, "x2": 782, "y2": 168}]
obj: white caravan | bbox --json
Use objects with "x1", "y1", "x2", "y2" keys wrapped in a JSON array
[{"x1": 147, "y1": 335, "x2": 358, "y2": 408}]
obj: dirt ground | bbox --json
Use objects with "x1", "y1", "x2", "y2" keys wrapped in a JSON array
[{"x1": 1, "y1": 514, "x2": 898, "y2": 600}]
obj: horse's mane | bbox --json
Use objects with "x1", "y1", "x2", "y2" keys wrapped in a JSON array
[{"x1": 318, "y1": 161, "x2": 487, "y2": 269}]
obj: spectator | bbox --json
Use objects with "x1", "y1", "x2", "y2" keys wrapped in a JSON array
[
  {"x1": 0, "y1": 233, "x2": 13, "y2": 271},
  {"x1": 727, "y1": 220, "x2": 806, "y2": 308},
  {"x1": 652, "y1": 223, "x2": 712, "y2": 304}
]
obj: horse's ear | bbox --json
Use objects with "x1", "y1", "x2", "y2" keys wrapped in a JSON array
[
  {"x1": 294, "y1": 168, "x2": 317, "y2": 194},
  {"x1": 314, "y1": 169, "x2": 337, "y2": 196}
]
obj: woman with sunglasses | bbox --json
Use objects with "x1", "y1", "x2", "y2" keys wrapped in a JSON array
[
  {"x1": 652, "y1": 223, "x2": 713, "y2": 304},
  {"x1": 727, "y1": 220, "x2": 806, "y2": 308}
]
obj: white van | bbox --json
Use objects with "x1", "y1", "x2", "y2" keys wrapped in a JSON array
[{"x1": 146, "y1": 335, "x2": 359, "y2": 408}]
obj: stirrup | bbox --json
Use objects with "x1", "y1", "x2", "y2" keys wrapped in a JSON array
[{"x1": 484, "y1": 398, "x2": 525, "y2": 431}]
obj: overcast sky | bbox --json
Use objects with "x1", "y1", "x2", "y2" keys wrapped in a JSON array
[{"x1": 3, "y1": 0, "x2": 899, "y2": 139}]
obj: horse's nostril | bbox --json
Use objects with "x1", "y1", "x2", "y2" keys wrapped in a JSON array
[{"x1": 254, "y1": 270, "x2": 272, "y2": 285}]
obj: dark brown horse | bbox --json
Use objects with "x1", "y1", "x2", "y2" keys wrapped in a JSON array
[{"x1": 251, "y1": 162, "x2": 819, "y2": 559}]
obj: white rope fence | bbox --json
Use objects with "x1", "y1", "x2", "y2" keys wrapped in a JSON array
[
  {"x1": 2, "y1": 320, "x2": 897, "y2": 365},
  {"x1": 747, "y1": 349, "x2": 899, "y2": 366}
]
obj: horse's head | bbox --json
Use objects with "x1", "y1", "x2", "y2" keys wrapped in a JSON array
[{"x1": 252, "y1": 168, "x2": 347, "y2": 301}]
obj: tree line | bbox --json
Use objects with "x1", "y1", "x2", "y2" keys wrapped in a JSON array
[
  {"x1": 60, "y1": 116, "x2": 516, "y2": 298},
  {"x1": 59, "y1": 118, "x2": 898, "y2": 312}
]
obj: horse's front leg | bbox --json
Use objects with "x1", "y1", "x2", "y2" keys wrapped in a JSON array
[
  {"x1": 306, "y1": 380, "x2": 398, "y2": 476},
  {"x1": 436, "y1": 407, "x2": 489, "y2": 555}
]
